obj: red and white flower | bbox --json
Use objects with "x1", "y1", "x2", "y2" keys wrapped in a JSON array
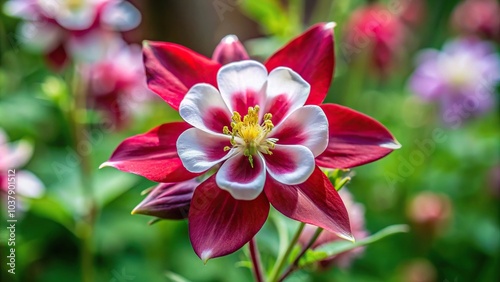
[
  {"x1": 102, "y1": 23, "x2": 400, "y2": 261},
  {"x1": 3, "y1": 0, "x2": 140, "y2": 68},
  {"x1": 84, "y1": 39, "x2": 152, "y2": 129}
]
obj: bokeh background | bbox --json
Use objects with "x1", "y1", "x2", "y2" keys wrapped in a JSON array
[{"x1": 1, "y1": 0, "x2": 499, "y2": 281}]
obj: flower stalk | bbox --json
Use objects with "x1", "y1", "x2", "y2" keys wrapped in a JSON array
[
  {"x1": 278, "y1": 227, "x2": 324, "y2": 281},
  {"x1": 269, "y1": 222, "x2": 305, "y2": 282},
  {"x1": 249, "y1": 238, "x2": 265, "y2": 282},
  {"x1": 70, "y1": 65, "x2": 97, "y2": 282}
]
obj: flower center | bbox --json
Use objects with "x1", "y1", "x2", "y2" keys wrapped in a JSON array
[
  {"x1": 222, "y1": 105, "x2": 277, "y2": 168},
  {"x1": 65, "y1": 0, "x2": 85, "y2": 12}
]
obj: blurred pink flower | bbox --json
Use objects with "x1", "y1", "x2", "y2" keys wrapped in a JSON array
[
  {"x1": 409, "y1": 38, "x2": 500, "y2": 125},
  {"x1": 452, "y1": 0, "x2": 500, "y2": 42},
  {"x1": 83, "y1": 40, "x2": 151, "y2": 129},
  {"x1": 299, "y1": 188, "x2": 368, "y2": 269},
  {"x1": 343, "y1": 4, "x2": 406, "y2": 75},
  {"x1": 407, "y1": 191, "x2": 452, "y2": 237},
  {"x1": 3, "y1": 0, "x2": 141, "y2": 68},
  {"x1": 0, "y1": 129, "x2": 44, "y2": 199}
]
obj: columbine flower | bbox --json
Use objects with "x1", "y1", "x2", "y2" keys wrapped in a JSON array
[
  {"x1": 299, "y1": 189, "x2": 367, "y2": 269},
  {"x1": 3, "y1": 0, "x2": 141, "y2": 68},
  {"x1": 343, "y1": 4, "x2": 406, "y2": 75},
  {"x1": 0, "y1": 129, "x2": 45, "y2": 200},
  {"x1": 409, "y1": 38, "x2": 500, "y2": 125},
  {"x1": 84, "y1": 39, "x2": 151, "y2": 129},
  {"x1": 101, "y1": 23, "x2": 400, "y2": 261},
  {"x1": 451, "y1": 0, "x2": 500, "y2": 42}
]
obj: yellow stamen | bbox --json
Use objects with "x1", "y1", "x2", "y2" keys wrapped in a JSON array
[{"x1": 222, "y1": 105, "x2": 277, "y2": 167}]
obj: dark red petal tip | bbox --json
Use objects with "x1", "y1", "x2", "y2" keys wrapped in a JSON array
[
  {"x1": 143, "y1": 41, "x2": 221, "y2": 110},
  {"x1": 188, "y1": 175, "x2": 269, "y2": 262},
  {"x1": 100, "y1": 122, "x2": 200, "y2": 182},
  {"x1": 265, "y1": 22, "x2": 335, "y2": 105},
  {"x1": 265, "y1": 166, "x2": 353, "y2": 241},
  {"x1": 316, "y1": 104, "x2": 400, "y2": 169},
  {"x1": 212, "y1": 35, "x2": 250, "y2": 65}
]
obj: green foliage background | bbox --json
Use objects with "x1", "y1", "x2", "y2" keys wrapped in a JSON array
[{"x1": 0, "y1": 0, "x2": 499, "y2": 281}]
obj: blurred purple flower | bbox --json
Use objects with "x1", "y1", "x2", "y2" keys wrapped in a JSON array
[
  {"x1": 82, "y1": 39, "x2": 152, "y2": 129},
  {"x1": 3, "y1": 0, "x2": 141, "y2": 68},
  {"x1": 409, "y1": 38, "x2": 500, "y2": 125},
  {"x1": 0, "y1": 129, "x2": 44, "y2": 199},
  {"x1": 298, "y1": 189, "x2": 368, "y2": 269}
]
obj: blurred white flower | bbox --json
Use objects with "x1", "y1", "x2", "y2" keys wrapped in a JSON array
[{"x1": 0, "y1": 129, "x2": 45, "y2": 200}]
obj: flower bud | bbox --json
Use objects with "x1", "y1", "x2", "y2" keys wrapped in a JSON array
[
  {"x1": 132, "y1": 178, "x2": 199, "y2": 220},
  {"x1": 407, "y1": 192, "x2": 452, "y2": 237},
  {"x1": 452, "y1": 0, "x2": 500, "y2": 42},
  {"x1": 212, "y1": 35, "x2": 250, "y2": 65},
  {"x1": 399, "y1": 259, "x2": 437, "y2": 282},
  {"x1": 343, "y1": 4, "x2": 405, "y2": 75}
]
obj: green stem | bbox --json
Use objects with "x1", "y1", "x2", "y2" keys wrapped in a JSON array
[
  {"x1": 278, "y1": 227, "x2": 324, "y2": 282},
  {"x1": 269, "y1": 222, "x2": 305, "y2": 282},
  {"x1": 71, "y1": 65, "x2": 96, "y2": 282},
  {"x1": 249, "y1": 238, "x2": 265, "y2": 282}
]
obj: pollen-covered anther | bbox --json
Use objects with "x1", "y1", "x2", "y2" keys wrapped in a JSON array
[{"x1": 222, "y1": 105, "x2": 277, "y2": 167}]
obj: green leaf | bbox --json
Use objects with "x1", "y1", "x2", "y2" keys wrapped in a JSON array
[
  {"x1": 93, "y1": 169, "x2": 139, "y2": 208},
  {"x1": 300, "y1": 224, "x2": 409, "y2": 267},
  {"x1": 240, "y1": 0, "x2": 294, "y2": 37},
  {"x1": 165, "y1": 270, "x2": 193, "y2": 282},
  {"x1": 29, "y1": 196, "x2": 75, "y2": 234}
]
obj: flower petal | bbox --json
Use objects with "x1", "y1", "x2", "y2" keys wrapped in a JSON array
[
  {"x1": 316, "y1": 104, "x2": 401, "y2": 169},
  {"x1": 45, "y1": 43, "x2": 68, "y2": 70},
  {"x1": 143, "y1": 41, "x2": 221, "y2": 110},
  {"x1": 179, "y1": 83, "x2": 231, "y2": 134},
  {"x1": 212, "y1": 35, "x2": 250, "y2": 65},
  {"x1": 262, "y1": 67, "x2": 310, "y2": 125},
  {"x1": 101, "y1": 0, "x2": 141, "y2": 31},
  {"x1": 270, "y1": 105, "x2": 328, "y2": 157},
  {"x1": 189, "y1": 175, "x2": 269, "y2": 261},
  {"x1": 132, "y1": 179, "x2": 198, "y2": 220},
  {"x1": 177, "y1": 128, "x2": 233, "y2": 173},
  {"x1": 2, "y1": 139, "x2": 33, "y2": 169},
  {"x1": 16, "y1": 170, "x2": 45, "y2": 199},
  {"x1": 216, "y1": 152, "x2": 266, "y2": 200},
  {"x1": 265, "y1": 22, "x2": 335, "y2": 105},
  {"x1": 100, "y1": 122, "x2": 200, "y2": 182},
  {"x1": 217, "y1": 60, "x2": 268, "y2": 114},
  {"x1": 18, "y1": 21, "x2": 63, "y2": 52},
  {"x1": 263, "y1": 145, "x2": 315, "y2": 185},
  {"x1": 265, "y1": 166, "x2": 353, "y2": 241}
]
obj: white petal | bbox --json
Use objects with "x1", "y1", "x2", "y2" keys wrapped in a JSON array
[
  {"x1": 217, "y1": 60, "x2": 268, "y2": 114},
  {"x1": 263, "y1": 67, "x2": 310, "y2": 125},
  {"x1": 101, "y1": 1, "x2": 141, "y2": 31},
  {"x1": 179, "y1": 83, "x2": 232, "y2": 134},
  {"x1": 67, "y1": 30, "x2": 120, "y2": 63},
  {"x1": 3, "y1": 0, "x2": 36, "y2": 19},
  {"x1": 2, "y1": 140, "x2": 33, "y2": 169},
  {"x1": 216, "y1": 153, "x2": 266, "y2": 200},
  {"x1": 16, "y1": 170, "x2": 45, "y2": 198},
  {"x1": 270, "y1": 105, "x2": 328, "y2": 157},
  {"x1": 177, "y1": 128, "x2": 233, "y2": 173},
  {"x1": 18, "y1": 21, "x2": 63, "y2": 52},
  {"x1": 264, "y1": 144, "x2": 315, "y2": 185}
]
